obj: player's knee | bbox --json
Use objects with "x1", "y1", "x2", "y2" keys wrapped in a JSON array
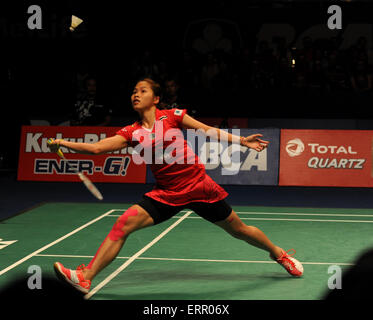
[
  {"x1": 108, "y1": 208, "x2": 139, "y2": 241},
  {"x1": 230, "y1": 225, "x2": 248, "y2": 240}
]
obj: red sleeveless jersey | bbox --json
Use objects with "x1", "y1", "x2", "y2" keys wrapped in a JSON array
[{"x1": 116, "y1": 108, "x2": 228, "y2": 206}]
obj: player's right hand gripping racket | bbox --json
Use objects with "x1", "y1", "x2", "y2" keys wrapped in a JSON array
[{"x1": 47, "y1": 138, "x2": 104, "y2": 200}]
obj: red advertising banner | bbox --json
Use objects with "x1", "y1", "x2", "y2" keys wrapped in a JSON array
[
  {"x1": 279, "y1": 129, "x2": 373, "y2": 187},
  {"x1": 17, "y1": 126, "x2": 146, "y2": 183}
]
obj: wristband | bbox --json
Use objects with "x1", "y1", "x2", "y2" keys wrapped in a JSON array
[{"x1": 239, "y1": 136, "x2": 245, "y2": 145}]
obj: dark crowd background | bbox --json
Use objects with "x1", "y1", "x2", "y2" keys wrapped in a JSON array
[{"x1": 1, "y1": 0, "x2": 373, "y2": 169}]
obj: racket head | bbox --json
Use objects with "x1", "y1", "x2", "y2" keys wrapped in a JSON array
[{"x1": 78, "y1": 173, "x2": 104, "y2": 200}]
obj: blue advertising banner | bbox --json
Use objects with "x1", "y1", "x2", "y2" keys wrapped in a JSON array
[{"x1": 146, "y1": 128, "x2": 280, "y2": 185}]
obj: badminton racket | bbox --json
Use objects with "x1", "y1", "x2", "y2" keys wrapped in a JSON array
[{"x1": 47, "y1": 138, "x2": 103, "y2": 200}]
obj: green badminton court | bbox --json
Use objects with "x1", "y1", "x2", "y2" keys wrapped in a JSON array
[{"x1": 1, "y1": 202, "x2": 372, "y2": 300}]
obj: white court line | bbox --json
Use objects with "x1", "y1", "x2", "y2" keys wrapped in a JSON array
[
  {"x1": 85, "y1": 211, "x2": 193, "y2": 300},
  {"x1": 0, "y1": 209, "x2": 116, "y2": 276},
  {"x1": 236, "y1": 211, "x2": 373, "y2": 218},
  {"x1": 35, "y1": 253, "x2": 354, "y2": 266},
  {"x1": 109, "y1": 209, "x2": 373, "y2": 218},
  {"x1": 107, "y1": 214, "x2": 373, "y2": 223},
  {"x1": 234, "y1": 217, "x2": 373, "y2": 223}
]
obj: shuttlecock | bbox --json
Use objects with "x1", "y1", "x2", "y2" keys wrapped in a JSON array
[{"x1": 70, "y1": 15, "x2": 83, "y2": 32}]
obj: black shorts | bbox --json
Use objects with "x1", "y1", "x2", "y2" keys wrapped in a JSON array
[{"x1": 136, "y1": 195, "x2": 233, "y2": 225}]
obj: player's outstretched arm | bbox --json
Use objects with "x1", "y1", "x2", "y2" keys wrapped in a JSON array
[
  {"x1": 240, "y1": 134, "x2": 269, "y2": 152},
  {"x1": 181, "y1": 114, "x2": 239, "y2": 142},
  {"x1": 181, "y1": 114, "x2": 269, "y2": 152},
  {"x1": 48, "y1": 135, "x2": 128, "y2": 155}
]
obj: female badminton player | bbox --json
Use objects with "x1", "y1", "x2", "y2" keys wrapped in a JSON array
[{"x1": 50, "y1": 78, "x2": 303, "y2": 294}]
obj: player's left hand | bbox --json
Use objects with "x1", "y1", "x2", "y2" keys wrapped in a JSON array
[{"x1": 240, "y1": 134, "x2": 269, "y2": 152}]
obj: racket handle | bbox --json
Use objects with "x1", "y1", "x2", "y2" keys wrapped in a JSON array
[
  {"x1": 47, "y1": 138, "x2": 65, "y2": 159},
  {"x1": 56, "y1": 148, "x2": 65, "y2": 159}
]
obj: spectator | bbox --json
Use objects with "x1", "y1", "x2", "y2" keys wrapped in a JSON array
[
  {"x1": 299, "y1": 36, "x2": 314, "y2": 66},
  {"x1": 201, "y1": 52, "x2": 222, "y2": 93},
  {"x1": 250, "y1": 59, "x2": 275, "y2": 90},
  {"x1": 293, "y1": 71, "x2": 307, "y2": 91},
  {"x1": 350, "y1": 58, "x2": 373, "y2": 93},
  {"x1": 355, "y1": 36, "x2": 368, "y2": 60},
  {"x1": 236, "y1": 47, "x2": 252, "y2": 88},
  {"x1": 251, "y1": 41, "x2": 276, "y2": 89},
  {"x1": 272, "y1": 36, "x2": 289, "y2": 62},
  {"x1": 308, "y1": 59, "x2": 329, "y2": 96},
  {"x1": 73, "y1": 61, "x2": 90, "y2": 96},
  {"x1": 159, "y1": 78, "x2": 183, "y2": 109},
  {"x1": 179, "y1": 50, "x2": 199, "y2": 88},
  {"x1": 325, "y1": 50, "x2": 349, "y2": 91},
  {"x1": 159, "y1": 77, "x2": 198, "y2": 117},
  {"x1": 156, "y1": 55, "x2": 172, "y2": 84},
  {"x1": 70, "y1": 76, "x2": 112, "y2": 126},
  {"x1": 273, "y1": 56, "x2": 294, "y2": 91},
  {"x1": 200, "y1": 52, "x2": 229, "y2": 112},
  {"x1": 294, "y1": 51, "x2": 311, "y2": 75},
  {"x1": 131, "y1": 50, "x2": 160, "y2": 80}
]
